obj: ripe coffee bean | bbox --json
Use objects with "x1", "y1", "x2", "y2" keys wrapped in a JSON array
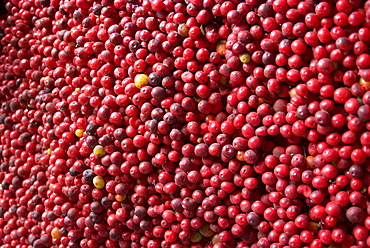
[{"x1": 2, "y1": 0, "x2": 370, "y2": 247}]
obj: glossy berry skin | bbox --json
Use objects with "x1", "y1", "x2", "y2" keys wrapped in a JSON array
[{"x1": 2, "y1": 1, "x2": 370, "y2": 248}]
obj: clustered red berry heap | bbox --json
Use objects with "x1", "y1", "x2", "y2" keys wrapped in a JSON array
[{"x1": 2, "y1": 0, "x2": 370, "y2": 247}]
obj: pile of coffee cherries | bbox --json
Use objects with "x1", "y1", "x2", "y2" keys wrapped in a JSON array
[{"x1": 1, "y1": 0, "x2": 370, "y2": 247}]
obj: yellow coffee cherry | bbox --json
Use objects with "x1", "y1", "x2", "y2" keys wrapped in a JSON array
[
  {"x1": 93, "y1": 176, "x2": 105, "y2": 189},
  {"x1": 306, "y1": 156, "x2": 315, "y2": 169},
  {"x1": 47, "y1": 148, "x2": 53, "y2": 155},
  {"x1": 334, "y1": 62, "x2": 339, "y2": 71},
  {"x1": 51, "y1": 227, "x2": 61, "y2": 239},
  {"x1": 239, "y1": 53, "x2": 250, "y2": 63},
  {"x1": 93, "y1": 145, "x2": 106, "y2": 157},
  {"x1": 115, "y1": 194, "x2": 126, "y2": 202},
  {"x1": 360, "y1": 77, "x2": 370, "y2": 90},
  {"x1": 236, "y1": 151, "x2": 245, "y2": 161},
  {"x1": 75, "y1": 129, "x2": 84, "y2": 138},
  {"x1": 211, "y1": 234, "x2": 219, "y2": 244},
  {"x1": 197, "y1": 137, "x2": 203, "y2": 143},
  {"x1": 306, "y1": 221, "x2": 320, "y2": 233},
  {"x1": 360, "y1": 77, "x2": 367, "y2": 85},
  {"x1": 199, "y1": 224, "x2": 214, "y2": 237},
  {"x1": 361, "y1": 186, "x2": 367, "y2": 193},
  {"x1": 178, "y1": 24, "x2": 189, "y2": 37},
  {"x1": 194, "y1": 96, "x2": 202, "y2": 103},
  {"x1": 220, "y1": 76, "x2": 227, "y2": 85},
  {"x1": 216, "y1": 40, "x2": 226, "y2": 56},
  {"x1": 190, "y1": 232, "x2": 202, "y2": 243},
  {"x1": 134, "y1": 74, "x2": 149, "y2": 88},
  {"x1": 289, "y1": 87, "x2": 297, "y2": 97}
]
